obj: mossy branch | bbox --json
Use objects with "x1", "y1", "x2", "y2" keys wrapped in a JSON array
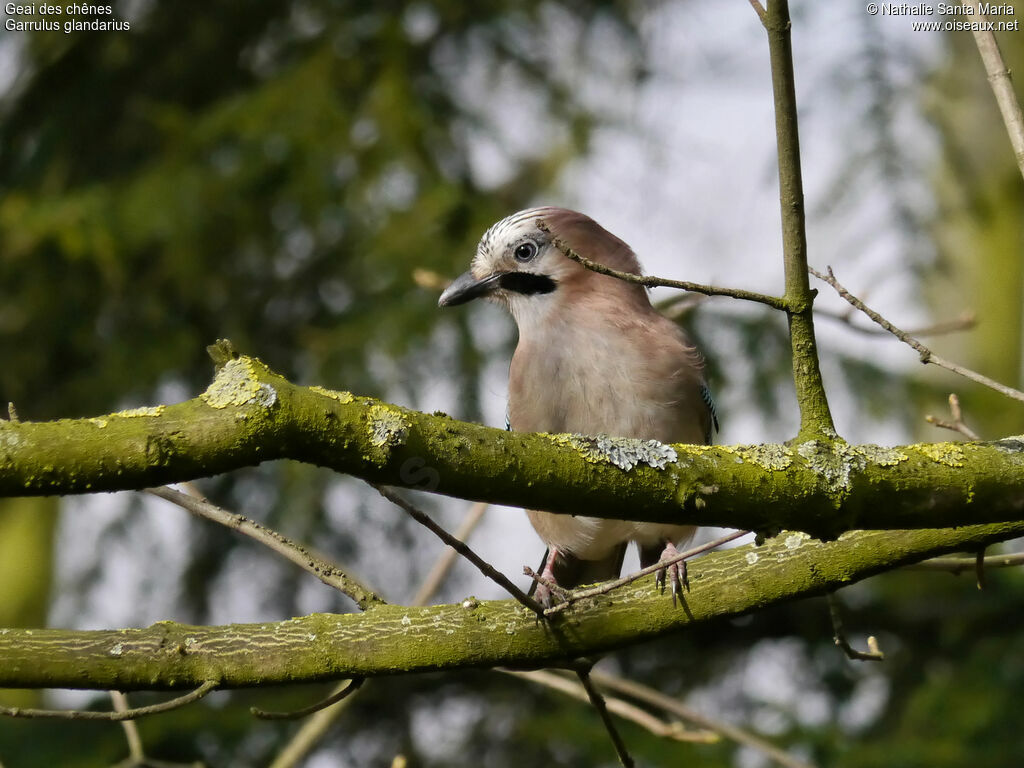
[
  {"x1": 1, "y1": 355, "x2": 1023, "y2": 539},
  {"x1": 1, "y1": 522, "x2": 1021, "y2": 692}
]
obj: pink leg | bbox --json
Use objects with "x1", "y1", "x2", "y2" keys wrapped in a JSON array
[
  {"x1": 654, "y1": 540, "x2": 689, "y2": 606},
  {"x1": 534, "y1": 548, "x2": 563, "y2": 608}
]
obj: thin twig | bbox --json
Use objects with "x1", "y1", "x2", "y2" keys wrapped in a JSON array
[
  {"x1": 910, "y1": 551, "x2": 1024, "y2": 573},
  {"x1": 536, "y1": 220, "x2": 789, "y2": 311},
  {"x1": 268, "y1": 502, "x2": 487, "y2": 768},
  {"x1": 412, "y1": 501, "x2": 488, "y2": 605},
  {"x1": 827, "y1": 593, "x2": 884, "y2": 662},
  {"x1": 748, "y1": 0, "x2": 768, "y2": 25},
  {"x1": 538, "y1": 530, "x2": 749, "y2": 616},
  {"x1": 817, "y1": 306, "x2": 975, "y2": 338},
  {"x1": 145, "y1": 486, "x2": 383, "y2": 610},
  {"x1": 111, "y1": 692, "x2": 145, "y2": 760},
  {"x1": 810, "y1": 266, "x2": 1024, "y2": 403},
  {"x1": 252, "y1": 678, "x2": 365, "y2": 720},
  {"x1": 268, "y1": 686, "x2": 366, "y2": 768},
  {"x1": 0, "y1": 681, "x2": 218, "y2": 721},
  {"x1": 521, "y1": 564, "x2": 573, "y2": 604},
  {"x1": 926, "y1": 393, "x2": 981, "y2": 441},
  {"x1": 975, "y1": 549, "x2": 987, "y2": 590},
  {"x1": 965, "y1": 3, "x2": 1024, "y2": 181},
  {"x1": 574, "y1": 664, "x2": 636, "y2": 768},
  {"x1": 372, "y1": 485, "x2": 545, "y2": 616},
  {"x1": 503, "y1": 670, "x2": 717, "y2": 743},
  {"x1": 591, "y1": 671, "x2": 816, "y2": 768}
]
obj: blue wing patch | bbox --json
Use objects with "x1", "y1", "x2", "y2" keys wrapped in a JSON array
[{"x1": 700, "y1": 383, "x2": 719, "y2": 443}]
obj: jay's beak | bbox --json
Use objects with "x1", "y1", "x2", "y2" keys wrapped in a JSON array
[
  {"x1": 439, "y1": 270, "x2": 558, "y2": 307},
  {"x1": 438, "y1": 271, "x2": 503, "y2": 307}
]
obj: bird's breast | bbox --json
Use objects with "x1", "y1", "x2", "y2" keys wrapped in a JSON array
[{"x1": 508, "y1": 321, "x2": 701, "y2": 443}]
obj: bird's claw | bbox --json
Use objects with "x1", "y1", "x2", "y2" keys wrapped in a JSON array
[{"x1": 654, "y1": 543, "x2": 690, "y2": 606}]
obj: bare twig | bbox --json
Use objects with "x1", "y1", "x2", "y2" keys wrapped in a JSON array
[
  {"x1": 926, "y1": 393, "x2": 981, "y2": 441},
  {"x1": 268, "y1": 686, "x2": 365, "y2": 768},
  {"x1": 965, "y1": 3, "x2": 1024, "y2": 180},
  {"x1": 975, "y1": 549, "x2": 987, "y2": 590},
  {"x1": 412, "y1": 501, "x2": 488, "y2": 606},
  {"x1": 574, "y1": 664, "x2": 636, "y2": 768},
  {"x1": 269, "y1": 501, "x2": 487, "y2": 768},
  {"x1": 827, "y1": 593, "x2": 884, "y2": 662},
  {"x1": 372, "y1": 485, "x2": 544, "y2": 616},
  {"x1": 910, "y1": 551, "x2": 1024, "y2": 573},
  {"x1": 591, "y1": 671, "x2": 816, "y2": 768},
  {"x1": 252, "y1": 678, "x2": 364, "y2": 720},
  {"x1": 810, "y1": 266, "x2": 1024, "y2": 403},
  {"x1": 0, "y1": 681, "x2": 218, "y2": 721},
  {"x1": 145, "y1": 487, "x2": 383, "y2": 610},
  {"x1": 817, "y1": 306, "x2": 975, "y2": 338},
  {"x1": 536, "y1": 220, "x2": 789, "y2": 311},
  {"x1": 521, "y1": 564, "x2": 572, "y2": 604},
  {"x1": 539, "y1": 530, "x2": 749, "y2": 616},
  {"x1": 503, "y1": 670, "x2": 717, "y2": 743},
  {"x1": 111, "y1": 692, "x2": 145, "y2": 760},
  {"x1": 748, "y1": 0, "x2": 768, "y2": 25}
]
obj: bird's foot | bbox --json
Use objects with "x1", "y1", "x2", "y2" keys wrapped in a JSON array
[
  {"x1": 527, "y1": 553, "x2": 572, "y2": 609},
  {"x1": 654, "y1": 541, "x2": 690, "y2": 606}
]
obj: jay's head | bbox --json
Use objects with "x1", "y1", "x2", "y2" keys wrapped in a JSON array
[{"x1": 438, "y1": 207, "x2": 648, "y2": 323}]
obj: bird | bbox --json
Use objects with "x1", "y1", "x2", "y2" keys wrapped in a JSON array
[{"x1": 438, "y1": 207, "x2": 717, "y2": 606}]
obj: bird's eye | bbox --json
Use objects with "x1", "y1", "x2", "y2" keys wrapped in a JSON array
[{"x1": 513, "y1": 241, "x2": 538, "y2": 262}]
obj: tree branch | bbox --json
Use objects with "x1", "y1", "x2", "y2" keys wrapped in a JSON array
[
  {"x1": 146, "y1": 486, "x2": 383, "y2": 611},
  {"x1": 504, "y1": 670, "x2": 718, "y2": 744},
  {"x1": 764, "y1": 0, "x2": 836, "y2": 437},
  {"x1": 1, "y1": 354, "x2": 1023, "y2": 539},
  {"x1": 590, "y1": 671, "x2": 814, "y2": 768},
  {"x1": 536, "y1": 220, "x2": 788, "y2": 310},
  {"x1": 0, "y1": 681, "x2": 218, "y2": 720},
  {"x1": 2, "y1": 523, "x2": 1023, "y2": 691},
  {"x1": 574, "y1": 664, "x2": 636, "y2": 768},
  {"x1": 373, "y1": 485, "x2": 544, "y2": 615},
  {"x1": 810, "y1": 266, "x2": 1024, "y2": 403},
  {"x1": 966, "y1": 3, "x2": 1024, "y2": 180}
]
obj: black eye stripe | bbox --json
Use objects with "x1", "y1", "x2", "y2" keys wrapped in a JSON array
[{"x1": 497, "y1": 272, "x2": 556, "y2": 296}]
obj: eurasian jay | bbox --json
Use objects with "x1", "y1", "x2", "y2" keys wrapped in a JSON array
[{"x1": 439, "y1": 207, "x2": 717, "y2": 605}]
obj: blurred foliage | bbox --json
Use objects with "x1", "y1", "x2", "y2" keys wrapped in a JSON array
[
  {"x1": 923, "y1": 9, "x2": 1024, "y2": 439},
  {"x1": 1, "y1": 2, "x2": 1024, "y2": 767}
]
